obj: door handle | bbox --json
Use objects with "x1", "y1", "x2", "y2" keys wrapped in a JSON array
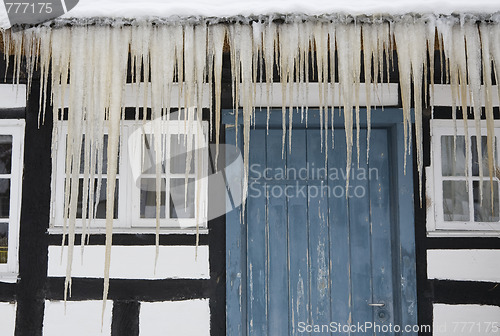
[{"x1": 368, "y1": 303, "x2": 385, "y2": 307}]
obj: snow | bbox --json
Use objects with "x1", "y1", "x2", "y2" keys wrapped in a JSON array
[
  {"x1": 60, "y1": 0, "x2": 500, "y2": 20},
  {"x1": 1, "y1": 0, "x2": 500, "y2": 29}
]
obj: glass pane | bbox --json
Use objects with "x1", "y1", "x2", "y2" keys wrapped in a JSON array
[
  {"x1": 140, "y1": 178, "x2": 166, "y2": 218},
  {"x1": 142, "y1": 135, "x2": 166, "y2": 174},
  {"x1": 473, "y1": 181, "x2": 499, "y2": 222},
  {"x1": 0, "y1": 179, "x2": 10, "y2": 218},
  {"x1": 0, "y1": 223, "x2": 7, "y2": 264},
  {"x1": 443, "y1": 181, "x2": 469, "y2": 221},
  {"x1": 472, "y1": 136, "x2": 497, "y2": 177},
  {"x1": 170, "y1": 135, "x2": 195, "y2": 174},
  {"x1": 0, "y1": 135, "x2": 12, "y2": 174},
  {"x1": 441, "y1": 136, "x2": 466, "y2": 176},
  {"x1": 78, "y1": 135, "x2": 120, "y2": 174},
  {"x1": 170, "y1": 178, "x2": 195, "y2": 218},
  {"x1": 75, "y1": 178, "x2": 119, "y2": 219}
]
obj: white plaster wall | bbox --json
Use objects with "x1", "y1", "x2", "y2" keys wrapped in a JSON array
[
  {"x1": 433, "y1": 85, "x2": 500, "y2": 107},
  {"x1": 433, "y1": 304, "x2": 500, "y2": 335},
  {"x1": 43, "y1": 300, "x2": 112, "y2": 336},
  {"x1": 48, "y1": 245, "x2": 209, "y2": 279},
  {"x1": 0, "y1": 302, "x2": 16, "y2": 336},
  {"x1": 427, "y1": 250, "x2": 500, "y2": 282},
  {"x1": 57, "y1": 83, "x2": 211, "y2": 108},
  {"x1": 0, "y1": 85, "x2": 26, "y2": 108},
  {"x1": 139, "y1": 299, "x2": 210, "y2": 336}
]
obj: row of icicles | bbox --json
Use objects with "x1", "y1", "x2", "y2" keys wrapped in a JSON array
[{"x1": 2, "y1": 18, "x2": 500, "y2": 316}]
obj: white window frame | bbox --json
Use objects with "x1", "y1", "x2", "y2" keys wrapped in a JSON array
[
  {"x1": 0, "y1": 120, "x2": 25, "y2": 281},
  {"x1": 50, "y1": 120, "x2": 209, "y2": 234},
  {"x1": 428, "y1": 119, "x2": 500, "y2": 237}
]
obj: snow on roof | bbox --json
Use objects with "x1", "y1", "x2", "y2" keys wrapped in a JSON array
[
  {"x1": 60, "y1": 0, "x2": 500, "y2": 18},
  {"x1": 1, "y1": 0, "x2": 500, "y2": 29}
]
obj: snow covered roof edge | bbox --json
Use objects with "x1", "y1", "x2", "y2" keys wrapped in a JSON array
[{"x1": 2, "y1": 0, "x2": 500, "y2": 29}]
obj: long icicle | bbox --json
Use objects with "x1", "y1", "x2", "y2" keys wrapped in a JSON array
[{"x1": 102, "y1": 26, "x2": 130, "y2": 323}]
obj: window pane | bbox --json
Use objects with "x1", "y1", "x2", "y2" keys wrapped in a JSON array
[
  {"x1": 472, "y1": 136, "x2": 497, "y2": 177},
  {"x1": 170, "y1": 135, "x2": 195, "y2": 174},
  {"x1": 0, "y1": 135, "x2": 12, "y2": 174},
  {"x1": 0, "y1": 223, "x2": 7, "y2": 264},
  {"x1": 140, "y1": 178, "x2": 166, "y2": 218},
  {"x1": 441, "y1": 136, "x2": 466, "y2": 176},
  {"x1": 142, "y1": 135, "x2": 166, "y2": 174},
  {"x1": 443, "y1": 181, "x2": 469, "y2": 221},
  {"x1": 473, "y1": 181, "x2": 499, "y2": 222},
  {"x1": 0, "y1": 179, "x2": 10, "y2": 218},
  {"x1": 78, "y1": 135, "x2": 119, "y2": 174},
  {"x1": 75, "y1": 178, "x2": 119, "y2": 219},
  {"x1": 169, "y1": 178, "x2": 195, "y2": 218}
]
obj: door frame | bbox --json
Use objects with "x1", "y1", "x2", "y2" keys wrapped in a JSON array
[{"x1": 224, "y1": 108, "x2": 418, "y2": 335}]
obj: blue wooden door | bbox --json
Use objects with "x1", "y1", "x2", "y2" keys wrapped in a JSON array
[{"x1": 225, "y1": 109, "x2": 417, "y2": 336}]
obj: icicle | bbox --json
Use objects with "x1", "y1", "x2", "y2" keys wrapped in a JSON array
[
  {"x1": 336, "y1": 23, "x2": 361, "y2": 192},
  {"x1": 362, "y1": 24, "x2": 375, "y2": 163},
  {"x1": 313, "y1": 23, "x2": 329, "y2": 157},
  {"x1": 10, "y1": 31, "x2": 23, "y2": 87},
  {"x1": 101, "y1": 26, "x2": 130, "y2": 322},
  {"x1": 210, "y1": 25, "x2": 226, "y2": 168},
  {"x1": 4, "y1": 16, "x2": 500, "y2": 322},
  {"x1": 130, "y1": 24, "x2": 152, "y2": 120},
  {"x1": 80, "y1": 26, "x2": 96, "y2": 259},
  {"x1": 278, "y1": 23, "x2": 299, "y2": 158},
  {"x1": 410, "y1": 23, "x2": 428, "y2": 204},
  {"x1": 395, "y1": 21, "x2": 428, "y2": 203},
  {"x1": 327, "y1": 24, "x2": 336, "y2": 147},
  {"x1": 300, "y1": 22, "x2": 313, "y2": 126},
  {"x1": 37, "y1": 27, "x2": 52, "y2": 126},
  {"x1": 490, "y1": 24, "x2": 500, "y2": 154},
  {"x1": 149, "y1": 25, "x2": 164, "y2": 269},
  {"x1": 490, "y1": 23, "x2": 500, "y2": 204},
  {"x1": 287, "y1": 23, "x2": 300, "y2": 156},
  {"x1": 427, "y1": 18, "x2": 436, "y2": 112},
  {"x1": 263, "y1": 23, "x2": 276, "y2": 133},
  {"x1": 453, "y1": 25, "x2": 471, "y2": 179},
  {"x1": 479, "y1": 23, "x2": 496, "y2": 213},
  {"x1": 194, "y1": 24, "x2": 208, "y2": 256},
  {"x1": 228, "y1": 24, "x2": 253, "y2": 212},
  {"x1": 64, "y1": 26, "x2": 87, "y2": 303},
  {"x1": 465, "y1": 23, "x2": 484, "y2": 202},
  {"x1": 184, "y1": 25, "x2": 196, "y2": 197},
  {"x1": 394, "y1": 22, "x2": 412, "y2": 174},
  {"x1": 252, "y1": 21, "x2": 263, "y2": 124}
]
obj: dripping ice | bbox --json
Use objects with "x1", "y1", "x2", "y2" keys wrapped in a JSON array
[{"x1": 3, "y1": 15, "x2": 500, "y2": 316}]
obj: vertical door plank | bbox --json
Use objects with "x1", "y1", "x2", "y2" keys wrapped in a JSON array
[
  {"x1": 307, "y1": 130, "x2": 332, "y2": 330},
  {"x1": 267, "y1": 129, "x2": 289, "y2": 335},
  {"x1": 328, "y1": 129, "x2": 351, "y2": 336},
  {"x1": 394, "y1": 123, "x2": 418, "y2": 333},
  {"x1": 369, "y1": 129, "x2": 395, "y2": 333},
  {"x1": 247, "y1": 128, "x2": 268, "y2": 336},
  {"x1": 226, "y1": 125, "x2": 245, "y2": 336},
  {"x1": 287, "y1": 129, "x2": 310, "y2": 335},
  {"x1": 348, "y1": 129, "x2": 373, "y2": 335}
]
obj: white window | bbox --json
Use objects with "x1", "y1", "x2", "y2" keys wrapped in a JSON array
[
  {"x1": 0, "y1": 120, "x2": 25, "y2": 281},
  {"x1": 428, "y1": 120, "x2": 500, "y2": 236},
  {"x1": 50, "y1": 119, "x2": 208, "y2": 234}
]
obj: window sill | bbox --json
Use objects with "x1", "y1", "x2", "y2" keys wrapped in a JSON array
[
  {"x1": 0, "y1": 273, "x2": 18, "y2": 283},
  {"x1": 46, "y1": 227, "x2": 209, "y2": 235},
  {"x1": 427, "y1": 230, "x2": 500, "y2": 238}
]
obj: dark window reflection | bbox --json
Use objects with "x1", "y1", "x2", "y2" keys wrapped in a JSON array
[
  {"x1": 0, "y1": 223, "x2": 8, "y2": 264},
  {"x1": 0, "y1": 135, "x2": 12, "y2": 174}
]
